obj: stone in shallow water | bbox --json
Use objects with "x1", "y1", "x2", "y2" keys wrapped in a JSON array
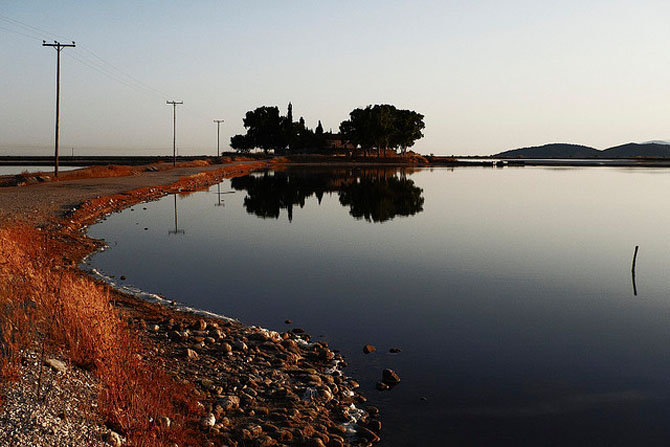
[
  {"x1": 366, "y1": 406, "x2": 380, "y2": 417},
  {"x1": 357, "y1": 426, "x2": 381, "y2": 443},
  {"x1": 362, "y1": 344, "x2": 376, "y2": 354},
  {"x1": 375, "y1": 382, "x2": 389, "y2": 391},
  {"x1": 382, "y1": 368, "x2": 400, "y2": 385},
  {"x1": 367, "y1": 419, "x2": 382, "y2": 432}
]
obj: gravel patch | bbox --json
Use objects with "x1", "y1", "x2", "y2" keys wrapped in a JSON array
[{"x1": 0, "y1": 347, "x2": 109, "y2": 447}]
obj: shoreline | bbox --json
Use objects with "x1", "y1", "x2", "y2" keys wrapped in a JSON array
[{"x1": 0, "y1": 158, "x2": 380, "y2": 446}]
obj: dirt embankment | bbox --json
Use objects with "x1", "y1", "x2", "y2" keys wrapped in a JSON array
[{"x1": 0, "y1": 159, "x2": 379, "y2": 447}]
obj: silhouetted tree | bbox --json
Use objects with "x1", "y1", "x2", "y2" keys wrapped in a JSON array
[
  {"x1": 230, "y1": 134, "x2": 253, "y2": 153},
  {"x1": 339, "y1": 104, "x2": 425, "y2": 157},
  {"x1": 230, "y1": 106, "x2": 285, "y2": 153},
  {"x1": 281, "y1": 102, "x2": 296, "y2": 153},
  {"x1": 231, "y1": 104, "x2": 334, "y2": 154},
  {"x1": 392, "y1": 109, "x2": 425, "y2": 155},
  {"x1": 286, "y1": 102, "x2": 293, "y2": 124},
  {"x1": 340, "y1": 107, "x2": 375, "y2": 157}
]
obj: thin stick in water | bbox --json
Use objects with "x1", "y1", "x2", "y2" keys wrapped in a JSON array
[{"x1": 631, "y1": 245, "x2": 639, "y2": 296}]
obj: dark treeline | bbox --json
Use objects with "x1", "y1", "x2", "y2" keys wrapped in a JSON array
[
  {"x1": 230, "y1": 168, "x2": 424, "y2": 222},
  {"x1": 230, "y1": 103, "x2": 425, "y2": 157},
  {"x1": 339, "y1": 104, "x2": 424, "y2": 157}
]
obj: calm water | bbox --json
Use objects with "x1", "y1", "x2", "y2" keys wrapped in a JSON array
[
  {"x1": 87, "y1": 166, "x2": 670, "y2": 446},
  {"x1": 0, "y1": 165, "x2": 79, "y2": 176}
]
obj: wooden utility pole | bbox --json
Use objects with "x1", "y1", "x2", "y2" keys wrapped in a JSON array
[
  {"x1": 213, "y1": 119, "x2": 224, "y2": 157},
  {"x1": 43, "y1": 40, "x2": 75, "y2": 177},
  {"x1": 167, "y1": 100, "x2": 183, "y2": 166}
]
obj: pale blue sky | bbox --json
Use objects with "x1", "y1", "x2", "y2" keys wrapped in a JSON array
[{"x1": 1, "y1": 1, "x2": 669, "y2": 156}]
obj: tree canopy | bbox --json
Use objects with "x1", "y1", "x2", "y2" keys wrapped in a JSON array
[
  {"x1": 339, "y1": 104, "x2": 425, "y2": 157},
  {"x1": 230, "y1": 103, "x2": 425, "y2": 156},
  {"x1": 230, "y1": 106, "x2": 287, "y2": 153},
  {"x1": 230, "y1": 103, "x2": 326, "y2": 154}
]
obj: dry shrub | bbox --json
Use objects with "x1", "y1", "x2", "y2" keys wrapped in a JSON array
[{"x1": 0, "y1": 225, "x2": 200, "y2": 446}]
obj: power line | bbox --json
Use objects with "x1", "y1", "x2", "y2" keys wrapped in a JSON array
[
  {"x1": 77, "y1": 45, "x2": 171, "y2": 98},
  {"x1": 3, "y1": 13, "x2": 227, "y2": 154},
  {"x1": 64, "y1": 52, "x2": 166, "y2": 99},
  {"x1": 0, "y1": 14, "x2": 71, "y2": 41},
  {"x1": 0, "y1": 14, "x2": 171, "y2": 100},
  {"x1": 0, "y1": 24, "x2": 43, "y2": 41}
]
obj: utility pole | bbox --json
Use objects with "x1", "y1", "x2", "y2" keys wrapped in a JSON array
[
  {"x1": 213, "y1": 119, "x2": 224, "y2": 157},
  {"x1": 43, "y1": 40, "x2": 75, "y2": 177},
  {"x1": 166, "y1": 100, "x2": 183, "y2": 166}
]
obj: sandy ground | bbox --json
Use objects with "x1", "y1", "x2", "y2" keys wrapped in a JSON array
[{"x1": 0, "y1": 163, "x2": 238, "y2": 227}]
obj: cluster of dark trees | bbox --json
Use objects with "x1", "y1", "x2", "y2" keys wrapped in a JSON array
[
  {"x1": 230, "y1": 168, "x2": 424, "y2": 222},
  {"x1": 230, "y1": 103, "x2": 328, "y2": 154},
  {"x1": 339, "y1": 104, "x2": 425, "y2": 157},
  {"x1": 230, "y1": 103, "x2": 425, "y2": 157}
]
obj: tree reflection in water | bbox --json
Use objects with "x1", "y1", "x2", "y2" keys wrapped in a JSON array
[{"x1": 230, "y1": 168, "x2": 424, "y2": 222}]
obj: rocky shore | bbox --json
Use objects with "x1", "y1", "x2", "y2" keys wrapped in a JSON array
[
  {"x1": 0, "y1": 159, "x2": 380, "y2": 446},
  {"x1": 126, "y1": 313, "x2": 380, "y2": 447}
]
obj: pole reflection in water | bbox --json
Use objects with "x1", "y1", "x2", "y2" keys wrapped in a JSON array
[
  {"x1": 168, "y1": 194, "x2": 185, "y2": 235},
  {"x1": 215, "y1": 183, "x2": 225, "y2": 208}
]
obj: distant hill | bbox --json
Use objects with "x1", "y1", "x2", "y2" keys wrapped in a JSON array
[
  {"x1": 495, "y1": 142, "x2": 670, "y2": 159},
  {"x1": 496, "y1": 143, "x2": 600, "y2": 158},
  {"x1": 602, "y1": 143, "x2": 670, "y2": 158},
  {"x1": 642, "y1": 140, "x2": 670, "y2": 145}
]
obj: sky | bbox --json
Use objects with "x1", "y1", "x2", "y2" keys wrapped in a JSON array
[{"x1": 1, "y1": 0, "x2": 670, "y2": 156}]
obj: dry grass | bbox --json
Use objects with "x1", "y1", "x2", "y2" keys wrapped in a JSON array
[{"x1": 0, "y1": 225, "x2": 201, "y2": 446}]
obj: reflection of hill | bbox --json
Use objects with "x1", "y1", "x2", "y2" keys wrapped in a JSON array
[{"x1": 230, "y1": 168, "x2": 424, "y2": 222}]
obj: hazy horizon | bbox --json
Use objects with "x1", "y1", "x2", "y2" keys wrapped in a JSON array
[
  {"x1": 4, "y1": 138, "x2": 670, "y2": 159},
  {"x1": 2, "y1": 1, "x2": 670, "y2": 156}
]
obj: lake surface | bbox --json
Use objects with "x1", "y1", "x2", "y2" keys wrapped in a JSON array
[
  {"x1": 87, "y1": 165, "x2": 670, "y2": 446},
  {"x1": 0, "y1": 165, "x2": 80, "y2": 176}
]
